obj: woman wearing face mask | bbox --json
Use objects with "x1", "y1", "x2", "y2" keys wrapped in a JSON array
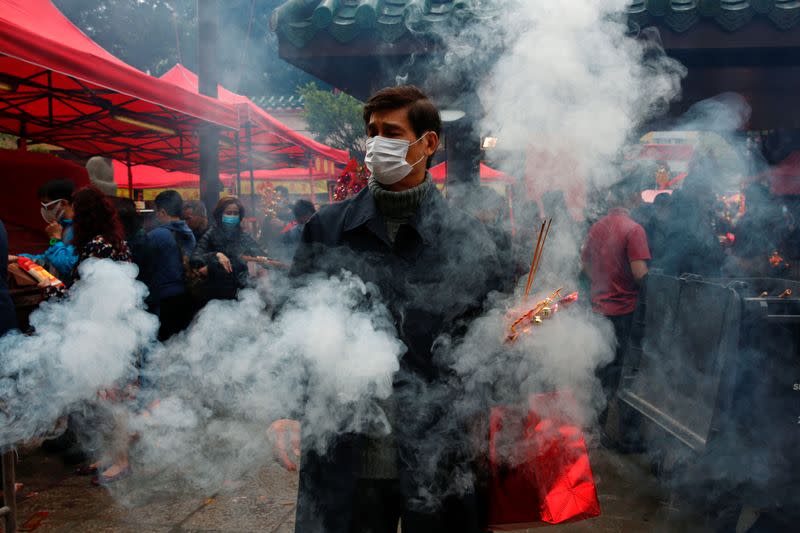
[
  {"x1": 13, "y1": 179, "x2": 79, "y2": 279},
  {"x1": 191, "y1": 196, "x2": 268, "y2": 303}
]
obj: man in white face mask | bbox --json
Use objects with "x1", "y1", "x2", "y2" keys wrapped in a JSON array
[{"x1": 270, "y1": 86, "x2": 502, "y2": 533}]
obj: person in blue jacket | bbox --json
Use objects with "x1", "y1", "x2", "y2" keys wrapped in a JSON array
[
  {"x1": 17, "y1": 179, "x2": 79, "y2": 280},
  {"x1": 147, "y1": 190, "x2": 196, "y2": 340},
  {"x1": 1, "y1": 220, "x2": 17, "y2": 337}
]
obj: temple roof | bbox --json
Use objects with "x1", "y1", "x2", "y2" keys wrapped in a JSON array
[{"x1": 270, "y1": 1, "x2": 800, "y2": 48}]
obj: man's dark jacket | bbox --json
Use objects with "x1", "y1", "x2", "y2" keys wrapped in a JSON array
[{"x1": 289, "y1": 186, "x2": 502, "y2": 532}]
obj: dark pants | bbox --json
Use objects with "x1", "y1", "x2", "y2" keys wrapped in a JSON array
[
  {"x1": 347, "y1": 479, "x2": 481, "y2": 533},
  {"x1": 157, "y1": 292, "x2": 195, "y2": 341},
  {"x1": 597, "y1": 313, "x2": 633, "y2": 427}
]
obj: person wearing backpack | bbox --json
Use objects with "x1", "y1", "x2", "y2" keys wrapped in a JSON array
[{"x1": 148, "y1": 190, "x2": 196, "y2": 340}]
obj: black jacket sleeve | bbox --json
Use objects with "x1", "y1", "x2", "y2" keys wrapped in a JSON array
[
  {"x1": 240, "y1": 232, "x2": 267, "y2": 258},
  {"x1": 190, "y1": 228, "x2": 219, "y2": 268}
]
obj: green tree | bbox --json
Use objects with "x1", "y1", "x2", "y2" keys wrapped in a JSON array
[
  {"x1": 52, "y1": 0, "x2": 317, "y2": 99},
  {"x1": 298, "y1": 82, "x2": 365, "y2": 157}
]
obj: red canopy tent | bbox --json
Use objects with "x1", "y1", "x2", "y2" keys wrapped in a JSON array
[
  {"x1": 0, "y1": 0, "x2": 239, "y2": 172},
  {"x1": 114, "y1": 161, "x2": 333, "y2": 201},
  {"x1": 111, "y1": 160, "x2": 200, "y2": 189},
  {"x1": 159, "y1": 64, "x2": 348, "y2": 175},
  {"x1": 430, "y1": 162, "x2": 512, "y2": 183}
]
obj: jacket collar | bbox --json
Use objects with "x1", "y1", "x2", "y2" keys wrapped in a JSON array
[{"x1": 343, "y1": 182, "x2": 446, "y2": 245}]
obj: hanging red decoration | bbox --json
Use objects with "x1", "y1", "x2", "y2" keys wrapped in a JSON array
[{"x1": 333, "y1": 158, "x2": 369, "y2": 202}]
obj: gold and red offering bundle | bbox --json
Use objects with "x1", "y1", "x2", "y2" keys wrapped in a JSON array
[
  {"x1": 490, "y1": 220, "x2": 601, "y2": 529},
  {"x1": 506, "y1": 219, "x2": 578, "y2": 343}
]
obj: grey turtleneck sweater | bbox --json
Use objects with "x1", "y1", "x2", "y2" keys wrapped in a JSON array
[{"x1": 368, "y1": 174, "x2": 433, "y2": 244}]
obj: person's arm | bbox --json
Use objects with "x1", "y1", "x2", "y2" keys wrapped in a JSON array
[
  {"x1": 240, "y1": 232, "x2": 267, "y2": 259},
  {"x1": 269, "y1": 220, "x2": 325, "y2": 470},
  {"x1": 630, "y1": 259, "x2": 649, "y2": 284},
  {"x1": 288, "y1": 221, "x2": 317, "y2": 279},
  {"x1": 580, "y1": 237, "x2": 591, "y2": 277},
  {"x1": 43, "y1": 241, "x2": 79, "y2": 278},
  {"x1": 189, "y1": 229, "x2": 216, "y2": 267},
  {"x1": 627, "y1": 224, "x2": 651, "y2": 285},
  {"x1": 17, "y1": 252, "x2": 44, "y2": 263}
]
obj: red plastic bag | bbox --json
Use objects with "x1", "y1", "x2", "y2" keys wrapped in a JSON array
[{"x1": 487, "y1": 392, "x2": 601, "y2": 530}]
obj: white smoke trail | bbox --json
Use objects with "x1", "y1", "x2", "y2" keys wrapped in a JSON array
[
  {"x1": 479, "y1": 0, "x2": 685, "y2": 186},
  {"x1": 386, "y1": 1, "x2": 687, "y2": 507},
  {"x1": 124, "y1": 271, "x2": 404, "y2": 490},
  {"x1": 0, "y1": 259, "x2": 157, "y2": 449}
]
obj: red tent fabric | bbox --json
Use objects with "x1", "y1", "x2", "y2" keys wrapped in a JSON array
[
  {"x1": 112, "y1": 159, "x2": 204, "y2": 190},
  {"x1": 160, "y1": 64, "x2": 349, "y2": 169},
  {"x1": 769, "y1": 151, "x2": 800, "y2": 196},
  {"x1": 429, "y1": 162, "x2": 512, "y2": 183},
  {"x1": 228, "y1": 167, "x2": 331, "y2": 183},
  {"x1": 0, "y1": 149, "x2": 89, "y2": 252},
  {"x1": 113, "y1": 162, "x2": 332, "y2": 190},
  {"x1": 0, "y1": 0, "x2": 239, "y2": 171}
]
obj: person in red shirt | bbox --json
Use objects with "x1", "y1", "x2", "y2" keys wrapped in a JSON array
[{"x1": 581, "y1": 176, "x2": 650, "y2": 430}]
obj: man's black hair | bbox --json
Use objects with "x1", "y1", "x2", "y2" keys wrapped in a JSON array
[
  {"x1": 363, "y1": 85, "x2": 442, "y2": 138},
  {"x1": 113, "y1": 196, "x2": 140, "y2": 238},
  {"x1": 154, "y1": 189, "x2": 183, "y2": 217},
  {"x1": 38, "y1": 179, "x2": 75, "y2": 202},
  {"x1": 293, "y1": 199, "x2": 316, "y2": 222}
]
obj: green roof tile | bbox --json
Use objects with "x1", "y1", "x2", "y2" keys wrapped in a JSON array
[{"x1": 271, "y1": 0, "x2": 800, "y2": 47}]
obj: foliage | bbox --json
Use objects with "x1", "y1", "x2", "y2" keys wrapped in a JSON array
[
  {"x1": 52, "y1": 0, "x2": 316, "y2": 98},
  {"x1": 298, "y1": 82, "x2": 366, "y2": 157}
]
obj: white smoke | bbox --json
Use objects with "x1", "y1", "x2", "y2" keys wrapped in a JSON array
[
  {"x1": 123, "y1": 271, "x2": 404, "y2": 491},
  {"x1": 480, "y1": 0, "x2": 685, "y2": 187},
  {"x1": 382, "y1": 1, "x2": 688, "y2": 507},
  {"x1": 0, "y1": 259, "x2": 157, "y2": 448}
]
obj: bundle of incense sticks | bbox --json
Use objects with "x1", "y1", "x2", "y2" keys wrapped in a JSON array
[
  {"x1": 524, "y1": 219, "x2": 552, "y2": 298},
  {"x1": 507, "y1": 288, "x2": 563, "y2": 343},
  {"x1": 506, "y1": 218, "x2": 581, "y2": 343}
]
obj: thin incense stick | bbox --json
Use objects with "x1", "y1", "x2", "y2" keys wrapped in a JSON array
[
  {"x1": 530, "y1": 218, "x2": 552, "y2": 290},
  {"x1": 525, "y1": 218, "x2": 552, "y2": 297},
  {"x1": 524, "y1": 220, "x2": 546, "y2": 296}
]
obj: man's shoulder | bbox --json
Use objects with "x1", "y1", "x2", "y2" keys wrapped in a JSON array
[
  {"x1": 304, "y1": 195, "x2": 360, "y2": 238},
  {"x1": 147, "y1": 226, "x2": 176, "y2": 247}
]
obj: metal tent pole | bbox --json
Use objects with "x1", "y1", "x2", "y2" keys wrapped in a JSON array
[{"x1": 198, "y1": 0, "x2": 221, "y2": 215}]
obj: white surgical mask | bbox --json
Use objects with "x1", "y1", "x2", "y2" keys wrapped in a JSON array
[
  {"x1": 365, "y1": 132, "x2": 430, "y2": 185},
  {"x1": 40, "y1": 199, "x2": 64, "y2": 224}
]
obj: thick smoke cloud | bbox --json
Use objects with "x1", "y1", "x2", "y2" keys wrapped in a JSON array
[
  {"x1": 478, "y1": 0, "x2": 685, "y2": 185},
  {"x1": 0, "y1": 0, "x2": 701, "y2": 511},
  {"x1": 120, "y1": 272, "x2": 404, "y2": 491},
  {"x1": 0, "y1": 260, "x2": 157, "y2": 449},
  {"x1": 380, "y1": 0, "x2": 687, "y2": 507}
]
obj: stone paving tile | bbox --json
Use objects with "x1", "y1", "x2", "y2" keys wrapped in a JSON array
[
  {"x1": 2, "y1": 446, "x2": 716, "y2": 533},
  {"x1": 178, "y1": 463, "x2": 298, "y2": 532},
  {"x1": 52, "y1": 519, "x2": 172, "y2": 532}
]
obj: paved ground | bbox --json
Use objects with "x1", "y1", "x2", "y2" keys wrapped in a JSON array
[{"x1": 2, "y1": 446, "x2": 737, "y2": 532}]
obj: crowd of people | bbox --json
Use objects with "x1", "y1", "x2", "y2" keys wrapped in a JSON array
[
  {"x1": 1, "y1": 84, "x2": 797, "y2": 532},
  {"x1": 1, "y1": 174, "x2": 318, "y2": 485}
]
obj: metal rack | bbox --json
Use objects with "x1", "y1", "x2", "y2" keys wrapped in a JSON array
[{"x1": 618, "y1": 274, "x2": 800, "y2": 508}]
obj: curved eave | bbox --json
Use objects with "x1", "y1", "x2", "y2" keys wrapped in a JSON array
[{"x1": 271, "y1": 1, "x2": 800, "y2": 49}]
